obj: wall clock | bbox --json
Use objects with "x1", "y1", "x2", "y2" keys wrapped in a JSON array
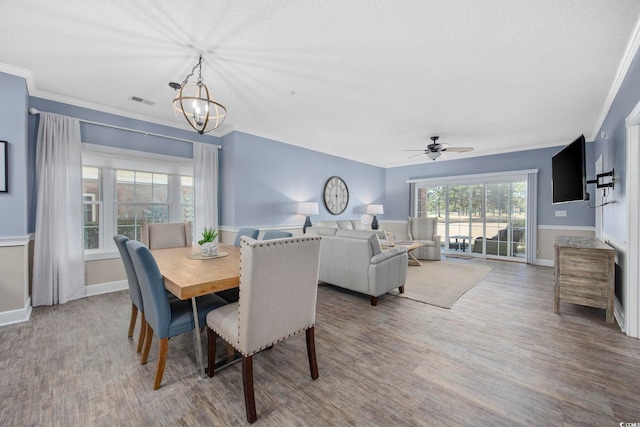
[{"x1": 323, "y1": 176, "x2": 349, "y2": 215}]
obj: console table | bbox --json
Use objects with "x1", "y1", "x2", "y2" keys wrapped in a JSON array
[{"x1": 553, "y1": 236, "x2": 614, "y2": 324}]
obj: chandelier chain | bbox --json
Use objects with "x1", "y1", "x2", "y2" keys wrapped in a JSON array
[{"x1": 181, "y1": 55, "x2": 204, "y2": 87}]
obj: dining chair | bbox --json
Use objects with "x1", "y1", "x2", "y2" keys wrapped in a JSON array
[
  {"x1": 114, "y1": 234, "x2": 147, "y2": 354},
  {"x1": 206, "y1": 235, "x2": 322, "y2": 423},
  {"x1": 233, "y1": 228, "x2": 259, "y2": 247},
  {"x1": 262, "y1": 230, "x2": 293, "y2": 240},
  {"x1": 140, "y1": 221, "x2": 193, "y2": 249},
  {"x1": 126, "y1": 240, "x2": 229, "y2": 390}
]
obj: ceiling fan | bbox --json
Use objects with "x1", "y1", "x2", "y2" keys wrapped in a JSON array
[{"x1": 405, "y1": 136, "x2": 474, "y2": 161}]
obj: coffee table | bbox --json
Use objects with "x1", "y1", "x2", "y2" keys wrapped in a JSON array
[{"x1": 387, "y1": 241, "x2": 426, "y2": 266}]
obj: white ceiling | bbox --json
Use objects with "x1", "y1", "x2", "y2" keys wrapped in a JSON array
[{"x1": 1, "y1": 1, "x2": 640, "y2": 167}]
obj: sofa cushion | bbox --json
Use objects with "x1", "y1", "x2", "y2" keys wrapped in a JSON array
[
  {"x1": 350, "y1": 220, "x2": 367, "y2": 231},
  {"x1": 335, "y1": 229, "x2": 382, "y2": 255},
  {"x1": 371, "y1": 246, "x2": 407, "y2": 265},
  {"x1": 336, "y1": 220, "x2": 354, "y2": 230},
  {"x1": 310, "y1": 226, "x2": 338, "y2": 236},
  {"x1": 316, "y1": 221, "x2": 338, "y2": 228}
]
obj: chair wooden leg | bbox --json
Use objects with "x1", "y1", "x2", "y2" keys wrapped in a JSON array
[
  {"x1": 136, "y1": 313, "x2": 147, "y2": 353},
  {"x1": 207, "y1": 327, "x2": 217, "y2": 378},
  {"x1": 226, "y1": 343, "x2": 236, "y2": 361},
  {"x1": 153, "y1": 337, "x2": 169, "y2": 390},
  {"x1": 141, "y1": 323, "x2": 153, "y2": 365},
  {"x1": 370, "y1": 296, "x2": 378, "y2": 306},
  {"x1": 399, "y1": 285, "x2": 405, "y2": 294},
  {"x1": 306, "y1": 327, "x2": 319, "y2": 380},
  {"x1": 128, "y1": 303, "x2": 138, "y2": 338},
  {"x1": 242, "y1": 355, "x2": 257, "y2": 423}
]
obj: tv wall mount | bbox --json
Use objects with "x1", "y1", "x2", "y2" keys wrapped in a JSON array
[{"x1": 587, "y1": 169, "x2": 615, "y2": 189}]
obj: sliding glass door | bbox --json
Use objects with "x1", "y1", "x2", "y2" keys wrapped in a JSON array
[{"x1": 413, "y1": 171, "x2": 534, "y2": 262}]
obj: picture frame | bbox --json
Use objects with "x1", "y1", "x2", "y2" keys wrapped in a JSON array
[{"x1": 0, "y1": 141, "x2": 7, "y2": 193}]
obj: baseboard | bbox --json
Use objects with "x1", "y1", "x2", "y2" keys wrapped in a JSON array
[
  {"x1": 535, "y1": 258, "x2": 554, "y2": 267},
  {"x1": 0, "y1": 297, "x2": 32, "y2": 327},
  {"x1": 85, "y1": 280, "x2": 128, "y2": 297}
]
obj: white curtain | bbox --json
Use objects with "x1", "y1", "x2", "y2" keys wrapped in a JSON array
[
  {"x1": 526, "y1": 171, "x2": 538, "y2": 265},
  {"x1": 33, "y1": 113, "x2": 85, "y2": 306},
  {"x1": 194, "y1": 142, "x2": 219, "y2": 239}
]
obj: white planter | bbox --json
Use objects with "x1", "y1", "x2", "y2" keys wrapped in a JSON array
[{"x1": 200, "y1": 242, "x2": 218, "y2": 257}]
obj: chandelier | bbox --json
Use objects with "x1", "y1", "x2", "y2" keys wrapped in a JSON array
[{"x1": 170, "y1": 55, "x2": 226, "y2": 134}]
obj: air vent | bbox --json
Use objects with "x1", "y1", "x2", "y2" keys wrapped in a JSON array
[{"x1": 129, "y1": 95, "x2": 156, "y2": 106}]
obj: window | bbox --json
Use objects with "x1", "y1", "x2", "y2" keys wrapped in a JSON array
[
  {"x1": 81, "y1": 145, "x2": 194, "y2": 257},
  {"x1": 410, "y1": 170, "x2": 537, "y2": 262},
  {"x1": 82, "y1": 166, "x2": 101, "y2": 250}
]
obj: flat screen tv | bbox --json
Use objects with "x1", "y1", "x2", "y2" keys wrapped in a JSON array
[{"x1": 552, "y1": 135, "x2": 587, "y2": 204}]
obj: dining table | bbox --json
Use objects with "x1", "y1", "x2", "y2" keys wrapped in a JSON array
[{"x1": 150, "y1": 243, "x2": 240, "y2": 377}]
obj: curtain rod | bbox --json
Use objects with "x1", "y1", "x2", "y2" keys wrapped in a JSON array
[{"x1": 28, "y1": 107, "x2": 222, "y2": 149}]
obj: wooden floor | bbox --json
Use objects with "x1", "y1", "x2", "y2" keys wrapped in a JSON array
[{"x1": 1, "y1": 258, "x2": 639, "y2": 426}]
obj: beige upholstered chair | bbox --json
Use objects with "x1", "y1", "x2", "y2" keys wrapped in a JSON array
[
  {"x1": 140, "y1": 221, "x2": 192, "y2": 249},
  {"x1": 407, "y1": 217, "x2": 442, "y2": 261},
  {"x1": 206, "y1": 235, "x2": 322, "y2": 423}
]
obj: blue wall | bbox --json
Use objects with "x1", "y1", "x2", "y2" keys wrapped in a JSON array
[
  {"x1": 593, "y1": 44, "x2": 640, "y2": 242},
  {"x1": 385, "y1": 144, "x2": 596, "y2": 227},
  {"x1": 20, "y1": 97, "x2": 387, "y2": 232},
  {"x1": 224, "y1": 131, "x2": 386, "y2": 227},
  {"x1": 0, "y1": 72, "x2": 29, "y2": 237}
]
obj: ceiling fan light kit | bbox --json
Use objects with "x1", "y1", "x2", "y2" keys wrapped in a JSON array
[
  {"x1": 405, "y1": 135, "x2": 473, "y2": 161},
  {"x1": 427, "y1": 151, "x2": 440, "y2": 161},
  {"x1": 171, "y1": 55, "x2": 226, "y2": 134}
]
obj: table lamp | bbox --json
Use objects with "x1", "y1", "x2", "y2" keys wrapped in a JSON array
[
  {"x1": 367, "y1": 204, "x2": 384, "y2": 230},
  {"x1": 297, "y1": 202, "x2": 319, "y2": 234}
]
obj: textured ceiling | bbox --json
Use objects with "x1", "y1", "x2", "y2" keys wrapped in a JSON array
[{"x1": 1, "y1": 1, "x2": 640, "y2": 167}]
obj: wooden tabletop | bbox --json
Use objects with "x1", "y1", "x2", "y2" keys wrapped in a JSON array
[
  {"x1": 150, "y1": 243, "x2": 240, "y2": 300},
  {"x1": 384, "y1": 241, "x2": 425, "y2": 251}
]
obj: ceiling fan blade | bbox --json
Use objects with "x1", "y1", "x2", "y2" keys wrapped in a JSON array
[
  {"x1": 407, "y1": 153, "x2": 426, "y2": 159},
  {"x1": 440, "y1": 152, "x2": 448, "y2": 159},
  {"x1": 403, "y1": 149, "x2": 427, "y2": 152},
  {"x1": 443, "y1": 146, "x2": 474, "y2": 153},
  {"x1": 434, "y1": 143, "x2": 449, "y2": 150}
]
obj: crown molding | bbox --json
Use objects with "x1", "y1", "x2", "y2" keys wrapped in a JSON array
[{"x1": 591, "y1": 15, "x2": 640, "y2": 141}]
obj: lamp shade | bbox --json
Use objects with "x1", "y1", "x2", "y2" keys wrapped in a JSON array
[
  {"x1": 297, "y1": 202, "x2": 319, "y2": 216},
  {"x1": 366, "y1": 204, "x2": 384, "y2": 215}
]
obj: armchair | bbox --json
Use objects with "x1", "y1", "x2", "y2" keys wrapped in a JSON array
[{"x1": 407, "y1": 217, "x2": 442, "y2": 261}]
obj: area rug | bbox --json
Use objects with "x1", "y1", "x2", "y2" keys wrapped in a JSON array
[{"x1": 389, "y1": 261, "x2": 493, "y2": 309}]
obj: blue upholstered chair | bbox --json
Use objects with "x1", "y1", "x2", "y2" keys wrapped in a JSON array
[
  {"x1": 233, "y1": 228, "x2": 260, "y2": 247},
  {"x1": 125, "y1": 240, "x2": 229, "y2": 390},
  {"x1": 114, "y1": 235, "x2": 147, "y2": 354},
  {"x1": 206, "y1": 236, "x2": 322, "y2": 423},
  {"x1": 262, "y1": 230, "x2": 293, "y2": 240}
]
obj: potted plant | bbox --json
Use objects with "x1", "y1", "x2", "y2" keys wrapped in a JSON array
[{"x1": 198, "y1": 227, "x2": 219, "y2": 257}]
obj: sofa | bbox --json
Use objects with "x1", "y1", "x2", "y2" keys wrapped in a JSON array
[
  {"x1": 310, "y1": 227, "x2": 408, "y2": 306},
  {"x1": 472, "y1": 227, "x2": 524, "y2": 256},
  {"x1": 314, "y1": 219, "x2": 386, "y2": 241}
]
